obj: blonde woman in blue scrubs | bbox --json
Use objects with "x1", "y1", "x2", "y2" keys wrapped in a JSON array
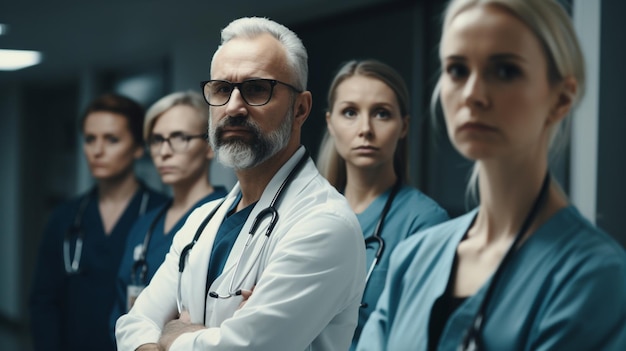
[
  {"x1": 318, "y1": 59, "x2": 449, "y2": 349},
  {"x1": 358, "y1": 1, "x2": 626, "y2": 350},
  {"x1": 110, "y1": 91, "x2": 227, "y2": 338}
]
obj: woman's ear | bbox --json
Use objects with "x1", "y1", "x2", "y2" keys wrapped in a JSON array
[
  {"x1": 400, "y1": 115, "x2": 410, "y2": 139},
  {"x1": 206, "y1": 144, "x2": 215, "y2": 160},
  {"x1": 548, "y1": 77, "x2": 578, "y2": 126},
  {"x1": 134, "y1": 145, "x2": 145, "y2": 160}
]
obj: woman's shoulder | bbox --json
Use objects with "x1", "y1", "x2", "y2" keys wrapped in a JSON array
[
  {"x1": 394, "y1": 185, "x2": 450, "y2": 234},
  {"x1": 545, "y1": 206, "x2": 626, "y2": 266},
  {"x1": 48, "y1": 190, "x2": 94, "y2": 220},
  {"x1": 393, "y1": 210, "x2": 475, "y2": 261},
  {"x1": 398, "y1": 185, "x2": 449, "y2": 217},
  {"x1": 130, "y1": 203, "x2": 169, "y2": 230},
  {"x1": 142, "y1": 186, "x2": 170, "y2": 206}
]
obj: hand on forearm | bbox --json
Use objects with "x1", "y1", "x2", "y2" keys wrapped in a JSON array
[
  {"x1": 135, "y1": 343, "x2": 161, "y2": 351},
  {"x1": 238, "y1": 286, "x2": 255, "y2": 310},
  {"x1": 158, "y1": 311, "x2": 206, "y2": 351}
]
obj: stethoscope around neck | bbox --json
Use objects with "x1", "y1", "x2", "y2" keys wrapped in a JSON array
[
  {"x1": 459, "y1": 172, "x2": 551, "y2": 351},
  {"x1": 130, "y1": 201, "x2": 171, "y2": 285},
  {"x1": 360, "y1": 179, "x2": 402, "y2": 309},
  {"x1": 64, "y1": 186, "x2": 150, "y2": 275},
  {"x1": 175, "y1": 150, "x2": 309, "y2": 314}
]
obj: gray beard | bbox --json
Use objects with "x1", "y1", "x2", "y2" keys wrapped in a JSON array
[{"x1": 209, "y1": 109, "x2": 293, "y2": 170}]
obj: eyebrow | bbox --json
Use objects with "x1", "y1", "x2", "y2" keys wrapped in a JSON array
[
  {"x1": 336, "y1": 101, "x2": 394, "y2": 108},
  {"x1": 150, "y1": 131, "x2": 190, "y2": 137},
  {"x1": 488, "y1": 53, "x2": 527, "y2": 63},
  {"x1": 371, "y1": 102, "x2": 395, "y2": 110},
  {"x1": 443, "y1": 53, "x2": 527, "y2": 63}
]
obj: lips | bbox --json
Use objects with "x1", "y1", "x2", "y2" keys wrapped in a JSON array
[
  {"x1": 158, "y1": 166, "x2": 177, "y2": 173},
  {"x1": 221, "y1": 127, "x2": 252, "y2": 134},
  {"x1": 457, "y1": 121, "x2": 498, "y2": 133},
  {"x1": 353, "y1": 145, "x2": 379, "y2": 155},
  {"x1": 354, "y1": 145, "x2": 378, "y2": 150}
]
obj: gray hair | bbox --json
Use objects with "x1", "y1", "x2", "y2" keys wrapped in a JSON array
[
  {"x1": 214, "y1": 17, "x2": 308, "y2": 91},
  {"x1": 144, "y1": 90, "x2": 209, "y2": 141}
]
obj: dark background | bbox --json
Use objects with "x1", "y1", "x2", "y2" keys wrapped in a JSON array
[{"x1": 0, "y1": 0, "x2": 623, "y2": 349}]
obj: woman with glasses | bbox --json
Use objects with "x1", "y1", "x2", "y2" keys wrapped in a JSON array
[
  {"x1": 317, "y1": 59, "x2": 449, "y2": 350},
  {"x1": 110, "y1": 91, "x2": 227, "y2": 338},
  {"x1": 357, "y1": 1, "x2": 626, "y2": 350},
  {"x1": 29, "y1": 93, "x2": 168, "y2": 351}
]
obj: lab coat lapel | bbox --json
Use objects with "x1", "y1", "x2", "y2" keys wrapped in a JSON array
[
  {"x1": 204, "y1": 148, "x2": 308, "y2": 325},
  {"x1": 184, "y1": 186, "x2": 239, "y2": 324},
  {"x1": 218, "y1": 147, "x2": 307, "y2": 282}
]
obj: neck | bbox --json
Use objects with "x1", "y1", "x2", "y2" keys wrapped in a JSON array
[
  {"x1": 471, "y1": 158, "x2": 567, "y2": 244},
  {"x1": 170, "y1": 172, "x2": 215, "y2": 210},
  {"x1": 97, "y1": 173, "x2": 139, "y2": 203},
  {"x1": 344, "y1": 164, "x2": 397, "y2": 214},
  {"x1": 234, "y1": 144, "x2": 299, "y2": 211}
]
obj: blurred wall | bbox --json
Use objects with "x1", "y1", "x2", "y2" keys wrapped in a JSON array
[
  {"x1": 0, "y1": 88, "x2": 21, "y2": 321},
  {"x1": 597, "y1": 0, "x2": 626, "y2": 246}
]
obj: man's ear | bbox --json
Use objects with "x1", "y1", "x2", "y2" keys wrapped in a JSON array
[
  {"x1": 325, "y1": 111, "x2": 336, "y2": 137},
  {"x1": 548, "y1": 76, "x2": 578, "y2": 126},
  {"x1": 293, "y1": 91, "x2": 312, "y2": 127}
]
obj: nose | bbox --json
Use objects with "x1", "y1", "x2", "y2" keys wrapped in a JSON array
[
  {"x1": 463, "y1": 73, "x2": 489, "y2": 109},
  {"x1": 224, "y1": 87, "x2": 248, "y2": 118},
  {"x1": 358, "y1": 114, "x2": 373, "y2": 138},
  {"x1": 92, "y1": 139, "x2": 104, "y2": 156},
  {"x1": 158, "y1": 140, "x2": 174, "y2": 157}
]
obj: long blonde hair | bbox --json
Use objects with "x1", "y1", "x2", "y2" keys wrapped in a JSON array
[
  {"x1": 317, "y1": 59, "x2": 411, "y2": 190},
  {"x1": 433, "y1": 0, "x2": 586, "y2": 203}
]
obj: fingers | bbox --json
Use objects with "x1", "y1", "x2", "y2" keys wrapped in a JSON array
[
  {"x1": 239, "y1": 289, "x2": 253, "y2": 300},
  {"x1": 178, "y1": 310, "x2": 191, "y2": 323}
]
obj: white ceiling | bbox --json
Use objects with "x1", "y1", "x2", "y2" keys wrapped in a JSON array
[{"x1": 0, "y1": 0, "x2": 392, "y2": 86}]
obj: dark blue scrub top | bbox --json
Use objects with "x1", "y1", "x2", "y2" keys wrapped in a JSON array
[
  {"x1": 110, "y1": 186, "x2": 228, "y2": 338},
  {"x1": 29, "y1": 184, "x2": 168, "y2": 351}
]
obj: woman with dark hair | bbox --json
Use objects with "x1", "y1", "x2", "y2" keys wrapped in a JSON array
[{"x1": 30, "y1": 93, "x2": 168, "y2": 351}]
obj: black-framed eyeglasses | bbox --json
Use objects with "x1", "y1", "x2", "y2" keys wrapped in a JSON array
[
  {"x1": 200, "y1": 78, "x2": 302, "y2": 107},
  {"x1": 148, "y1": 132, "x2": 207, "y2": 154}
]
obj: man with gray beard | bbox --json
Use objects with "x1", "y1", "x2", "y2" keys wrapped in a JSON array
[
  {"x1": 208, "y1": 106, "x2": 293, "y2": 170},
  {"x1": 116, "y1": 17, "x2": 366, "y2": 351}
]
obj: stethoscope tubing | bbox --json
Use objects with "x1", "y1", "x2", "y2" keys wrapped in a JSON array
[
  {"x1": 131, "y1": 201, "x2": 171, "y2": 285},
  {"x1": 64, "y1": 187, "x2": 149, "y2": 275},
  {"x1": 175, "y1": 150, "x2": 310, "y2": 314},
  {"x1": 361, "y1": 179, "x2": 402, "y2": 308},
  {"x1": 460, "y1": 172, "x2": 551, "y2": 350}
]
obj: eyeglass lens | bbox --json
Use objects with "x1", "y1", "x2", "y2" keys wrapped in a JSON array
[
  {"x1": 204, "y1": 80, "x2": 275, "y2": 106},
  {"x1": 149, "y1": 133, "x2": 198, "y2": 154}
]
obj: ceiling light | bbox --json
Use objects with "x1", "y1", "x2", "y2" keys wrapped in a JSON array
[{"x1": 0, "y1": 49, "x2": 43, "y2": 71}]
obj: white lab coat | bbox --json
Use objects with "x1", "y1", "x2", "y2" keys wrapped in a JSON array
[{"x1": 116, "y1": 147, "x2": 366, "y2": 351}]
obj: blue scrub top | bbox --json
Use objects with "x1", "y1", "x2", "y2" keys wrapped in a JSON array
[
  {"x1": 352, "y1": 184, "x2": 449, "y2": 350},
  {"x1": 29, "y1": 184, "x2": 168, "y2": 351},
  {"x1": 357, "y1": 206, "x2": 626, "y2": 351},
  {"x1": 110, "y1": 186, "x2": 227, "y2": 338}
]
